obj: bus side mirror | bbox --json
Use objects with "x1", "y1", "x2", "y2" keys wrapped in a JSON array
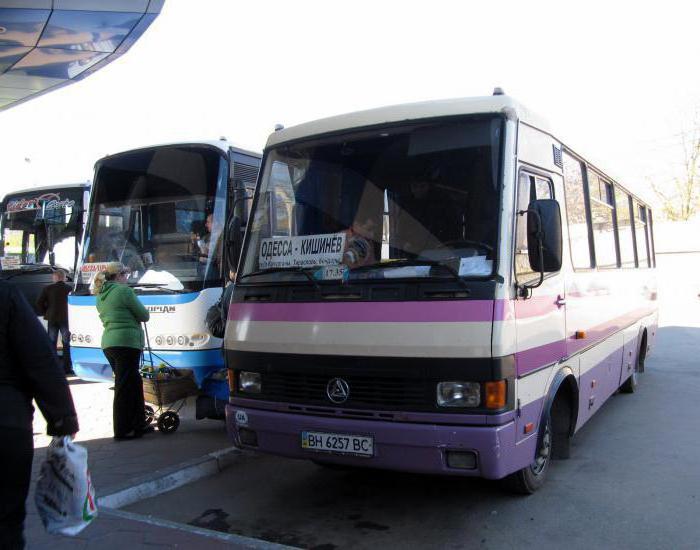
[
  {"x1": 225, "y1": 215, "x2": 242, "y2": 275},
  {"x1": 527, "y1": 199, "x2": 563, "y2": 273}
]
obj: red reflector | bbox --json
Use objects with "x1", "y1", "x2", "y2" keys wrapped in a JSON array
[{"x1": 524, "y1": 422, "x2": 534, "y2": 434}]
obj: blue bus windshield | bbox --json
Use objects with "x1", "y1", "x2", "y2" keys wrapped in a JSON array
[{"x1": 76, "y1": 146, "x2": 228, "y2": 294}]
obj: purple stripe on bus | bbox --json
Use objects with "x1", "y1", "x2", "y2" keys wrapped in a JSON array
[
  {"x1": 516, "y1": 340, "x2": 565, "y2": 377},
  {"x1": 228, "y1": 300, "x2": 497, "y2": 323},
  {"x1": 514, "y1": 295, "x2": 562, "y2": 318},
  {"x1": 515, "y1": 307, "x2": 656, "y2": 376}
]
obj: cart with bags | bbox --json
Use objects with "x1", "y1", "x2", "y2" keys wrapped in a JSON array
[{"x1": 141, "y1": 365, "x2": 198, "y2": 434}]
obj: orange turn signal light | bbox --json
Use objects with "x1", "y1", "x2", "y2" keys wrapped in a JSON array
[
  {"x1": 575, "y1": 330, "x2": 586, "y2": 340},
  {"x1": 524, "y1": 422, "x2": 535, "y2": 434},
  {"x1": 227, "y1": 369, "x2": 236, "y2": 393},
  {"x1": 485, "y1": 380, "x2": 507, "y2": 410}
]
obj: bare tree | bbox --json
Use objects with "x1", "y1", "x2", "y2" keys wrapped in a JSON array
[{"x1": 652, "y1": 113, "x2": 700, "y2": 221}]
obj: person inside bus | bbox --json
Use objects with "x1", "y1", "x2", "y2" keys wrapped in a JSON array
[
  {"x1": 342, "y1": 214, "x2": 379, "y2": 268},
  {"x1": 36, "y1": 269, "x2": 73, "y2": 375},
  {"x1": 0, "y1": 281, "x2": 79, "y2": 548},
  {"x1": 193, "y1": 213, "x2": 223, "y2": 278},
  {"x1": 93, "y1": 263, "x2": 152, "y2": 440}
]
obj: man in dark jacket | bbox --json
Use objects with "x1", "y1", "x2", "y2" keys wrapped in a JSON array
[
  {"x1": 0, "y1": 281, "x2": 79, "y2": 549},
  {"x1": 36, "y1": 269, "x2": 73, "y2": 374}
]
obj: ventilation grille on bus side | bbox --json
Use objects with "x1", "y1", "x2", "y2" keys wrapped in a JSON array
[
  {"x1": 552, "y1": 145, "x2": 563, "y2": 168},
  {"x1": 232, "y1": 162, "x2": 259, "y2": 186}
]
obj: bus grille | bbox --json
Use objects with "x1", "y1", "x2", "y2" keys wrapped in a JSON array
[{"x1": 261, "y1": 372, "x2": 429, "y2": 410}]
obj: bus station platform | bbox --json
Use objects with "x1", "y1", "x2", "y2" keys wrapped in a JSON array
[{"x1": 26, "y1": 378, "x2": 285, "y2": 549}]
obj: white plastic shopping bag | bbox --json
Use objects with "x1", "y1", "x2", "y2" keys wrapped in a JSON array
[{"x1": 35, "y1": 436, "x2": 98, "y2": 535}]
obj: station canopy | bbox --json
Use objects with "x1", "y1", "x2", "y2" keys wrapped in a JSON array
[{"x1": 0, "y1": 0, "x2": 163, "y2": 112}]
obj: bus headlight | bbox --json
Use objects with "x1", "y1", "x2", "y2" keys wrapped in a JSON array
[
  {"x1": 437, "y1": 381, "x2": 480, "y2": 407},
  {"x1": 155, "y1": 335, "x2": 164, "y2": 346},
  {"x1": 177, "y1": 335, "x2": 189, "y2": 346},
  {"x1": 189, "y1": 333, "x2": 209, "y2": 347},
  {"x1": 239, "y1": 371, "x2": 261, "y2": 394}
]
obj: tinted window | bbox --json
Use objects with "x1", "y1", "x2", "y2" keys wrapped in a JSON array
[
  {"x1": 242, "y1": 117, "x2": 503, "y2": 283},
  {"x1": 635, "y1": 203, "x2": 650, "y2": 267},
  {"x1": 614, "y1": 186, "x2": 635, "y2": 267},
  {"x1": 515, "y1": 172, "x2": 554, "y2": 282},
  {"x1": 563, "y1": 151, "x2": 592, "y2": 269},
  {"x1": 648, "y1": 209, "x2": 656, "y2": 267},
  {"x1": 589, "y1": 173, "x2": 618, "y2": 269}
]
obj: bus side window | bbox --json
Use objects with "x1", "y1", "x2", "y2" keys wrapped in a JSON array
[
  {"x1": 515, "y1": 172, "x2": 554, "y2": 282},
  {"x1": 563, "y1": 151, "x2": 594, "y2": 269}
]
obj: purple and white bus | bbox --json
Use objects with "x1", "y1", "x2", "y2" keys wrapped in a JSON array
[{"x1": 224, "y1": 94, "x2": 658, "y2": 492}]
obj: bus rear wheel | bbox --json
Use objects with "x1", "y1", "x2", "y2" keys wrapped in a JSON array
[
  {"x1": 621, "y1": 332, "x2": 646, "y2": 394},
  {"x1": 503, "y1": 414, "x2": 552, "y2": 494}
]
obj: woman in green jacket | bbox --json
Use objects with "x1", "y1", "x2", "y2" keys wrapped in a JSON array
[{"x1": 93, "y1": 263, "x2": 151, "y2": 440}]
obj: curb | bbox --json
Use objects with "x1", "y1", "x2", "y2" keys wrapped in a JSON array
[
  {"x1": 99, "y1": 446, "x2": 241, "y2": 509},
  {"x1": 104, "y1": 508, "x2": 297, "y2": 550}
]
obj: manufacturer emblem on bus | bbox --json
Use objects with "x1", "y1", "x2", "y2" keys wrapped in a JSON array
[{"x1": 326, "y1": 378, "x2": 350, "y2": 404}]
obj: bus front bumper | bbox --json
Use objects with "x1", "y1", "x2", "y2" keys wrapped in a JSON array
[{"x1": 225, "y1": 402, "x2": 535, "y2": 480}]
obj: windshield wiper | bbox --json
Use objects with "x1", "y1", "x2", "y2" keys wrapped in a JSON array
[
  {"x1": 239, "y1": 266, "x2": 320, "y2": 290},
  {"x1": 129, "y1": 283, "x2": 186, "y2": 294},
  {"x1": 350, "y1": 258, "x2": 471, "y2": 290}
]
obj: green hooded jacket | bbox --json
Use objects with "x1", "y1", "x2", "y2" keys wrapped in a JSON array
[{"x1": 96, "y1": 282, "x2": 150, "y2": 350}]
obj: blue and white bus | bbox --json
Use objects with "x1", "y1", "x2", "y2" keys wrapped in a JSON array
[
  {"x1": 68, "y1": 141, "x2": 261, "y2": 417},
  {"x1": 0, "y1": 183, "x2": 90, "y2": 312}
]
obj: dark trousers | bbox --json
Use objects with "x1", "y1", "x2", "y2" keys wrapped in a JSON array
[
  {"x1": 0, "y1": 427, "x2": 33, "y2": 549},
  {"x1": 104, "y1": 347, "x2": 146, "y2": 437},
  {"x1": 47, "y1": 322, "x2": 71, "y2": 373}
]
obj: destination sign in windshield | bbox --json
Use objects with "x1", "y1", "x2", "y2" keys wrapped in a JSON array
[{"x1": 259, "y1": 232, "x2": 346, "y2": 269}]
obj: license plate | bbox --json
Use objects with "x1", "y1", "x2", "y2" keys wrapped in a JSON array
[{"x1": 301, "y1": 431, "x2": 374, "y2": 457}]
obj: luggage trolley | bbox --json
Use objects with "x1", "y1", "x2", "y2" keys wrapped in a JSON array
[
  {"x1": 141, "y1": 366, "x2": 198, "y2": 434},
  {"x1": 140, "y1": 323, "x2": 198, "y2": 434}
]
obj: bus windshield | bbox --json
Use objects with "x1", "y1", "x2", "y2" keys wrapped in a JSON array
[
  {"x1": 76, "y1": 145, "x2": 228, "y2": 294},
  {"x1": 0, "y1": 188, "x2": 84, "y2": 271},
  {"x1": 240, "y1": 116, "x2": 503, "y2": 284}
]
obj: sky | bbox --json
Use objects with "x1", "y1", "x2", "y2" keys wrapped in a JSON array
[{"x1": 1, "y1": 0, "x2": 699, "y2": 211}]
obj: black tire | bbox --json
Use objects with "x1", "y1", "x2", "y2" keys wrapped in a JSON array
[
  {"x1": 503, "y1": 414, "x2": 552, "y2": 494},
  {"x1": 621, "y1": 334, "x2": 646, "y2": 394},
  {"x1": 157, "y1": 411, "x2": 180, "y2": 434},
  {"x1": 144, "y1": 405, "x2": 155, "y2": 425}
]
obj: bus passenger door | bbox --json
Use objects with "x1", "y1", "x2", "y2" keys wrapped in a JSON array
[{"x1": 513, "y1": 171, "x2": 567, "y2": 441}]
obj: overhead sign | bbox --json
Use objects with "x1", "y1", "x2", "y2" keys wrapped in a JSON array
[
  {"x1": 6, "y1": 193, "x2": 76, "y2": 213},
  {"x1": 259, "y1": 233, "x2": 346, "y2": 269}
]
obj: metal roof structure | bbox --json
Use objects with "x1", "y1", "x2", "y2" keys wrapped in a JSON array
[{"x1": 0, "y1": 0, "x2": 163, "y2": 113}]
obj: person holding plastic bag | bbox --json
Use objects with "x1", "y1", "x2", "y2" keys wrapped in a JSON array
[
  {"x1": 34, "y1": 434, "x2": 97, "y2": 536},
  {"x1": 0, "y1": 281, "x2": 80, "y2": 549},
  {"x1": 92, "y1": 263, "x2": 151, "y2": 440}
]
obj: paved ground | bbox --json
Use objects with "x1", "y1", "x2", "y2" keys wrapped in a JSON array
[
  {"x1": 124, "y1": 254, "x2": 700, "y2": 550},
  {"x1": 27, "y1": 388, "x2": 243, "y2": 549}
]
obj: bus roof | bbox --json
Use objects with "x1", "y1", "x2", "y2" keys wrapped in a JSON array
[
  {"x1": 266, "y1": 95, "x2": 550, "y2": 148},
  {"x1": 1, "y1": 183, "x2": 90, "y2": 205},
  {"x1": 96, "y1": 140, "x2": 261, "y2": 167}
]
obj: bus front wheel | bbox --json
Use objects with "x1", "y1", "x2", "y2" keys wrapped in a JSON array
[{"x1": 503, "y1": 414, "x2": 552, "y2": 494}]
